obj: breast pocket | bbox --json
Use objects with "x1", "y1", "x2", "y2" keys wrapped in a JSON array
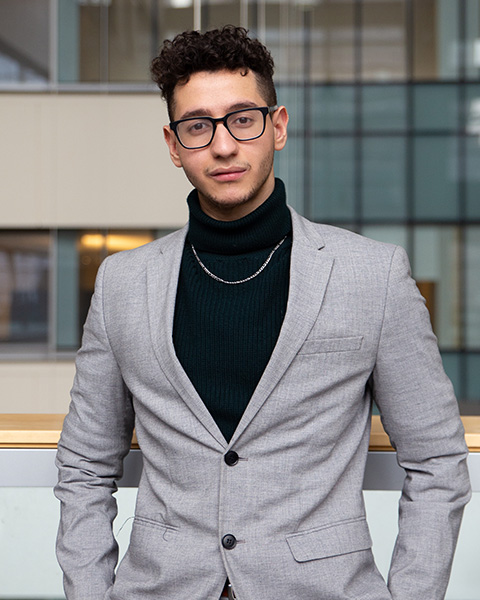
[{"x1": 298, "y1": 335, "x2": 364, "y2": 355}]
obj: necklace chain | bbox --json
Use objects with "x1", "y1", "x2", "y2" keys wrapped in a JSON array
[{"x1": 190, "y1": 236, "x2": 287, "y2": 285}]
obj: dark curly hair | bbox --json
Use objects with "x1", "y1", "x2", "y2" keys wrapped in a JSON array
[{"x1": 151, "y1": 25, "x2": 277, "y2": 120}]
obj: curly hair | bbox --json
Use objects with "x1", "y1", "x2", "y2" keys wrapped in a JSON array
[{"x1": 151, "y1": 25, "x2": 277, "y2": 119}]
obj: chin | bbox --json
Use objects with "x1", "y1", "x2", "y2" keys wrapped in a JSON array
[{"x1": 209, "y1": 192, "x2": 258, "y2": 210}]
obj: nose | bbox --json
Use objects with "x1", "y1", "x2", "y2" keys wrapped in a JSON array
[{"x1": 209, "y1": 122, "x2": 238, "y2": 157}]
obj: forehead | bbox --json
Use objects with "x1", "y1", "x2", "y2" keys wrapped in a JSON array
[{"x1": 171, "y1": 69, "x2": 266, "y2": 120}]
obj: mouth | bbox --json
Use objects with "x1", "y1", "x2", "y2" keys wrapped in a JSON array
[{"x1": 209, "y1": 167, "x2": 247, "y2": 182}]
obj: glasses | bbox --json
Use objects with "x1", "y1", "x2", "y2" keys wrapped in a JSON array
[{"x1": 170, "y1": 106, "x2": 278, "y2": 150}]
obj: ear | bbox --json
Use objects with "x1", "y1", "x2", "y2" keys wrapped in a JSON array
[
  {"x1": 163, "y1": 125, "x2": 183, "y2": 168},
  {"x1": 272, "y1": 106, "x2": 289, "y2": 151}
]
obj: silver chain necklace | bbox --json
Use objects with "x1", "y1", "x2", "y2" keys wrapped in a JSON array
[{"x1": 190, "y1": 236, "x2": 287, "y2": 285}]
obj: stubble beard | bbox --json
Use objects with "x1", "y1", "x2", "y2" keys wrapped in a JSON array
[{"x1": 185, "y1": 150, "x2": 275, "y2": 219}]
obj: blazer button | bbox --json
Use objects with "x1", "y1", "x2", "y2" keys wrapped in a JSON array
[
  {"x1": 224, "y1": 450, "x2": 239, "y2": 466},
  {"x1": 222, "y1": 534, "x2": 237, "y2": 550}
]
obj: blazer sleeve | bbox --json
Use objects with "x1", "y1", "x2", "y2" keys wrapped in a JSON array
[
  {"x1": 372, "y1": 246, "x2": 471, "y2": 600},
  {"x1": 54, "y1": 257, "x2": 135, "y2": 600}
]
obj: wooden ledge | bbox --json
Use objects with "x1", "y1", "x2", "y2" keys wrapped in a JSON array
[
  {"x1": 0, "y1": 414, "x2": 66, "y2": 449},
  {"x1": 370, "y1": 415, "x2": 480, "y2": 452},
  {"x1": 0, "y1": 414, "x2": 479, "y2": 451}
]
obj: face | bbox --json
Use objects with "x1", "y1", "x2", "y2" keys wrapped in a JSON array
[{"x1": 163, "y1": 69, "x2": 288, "y2": 221}]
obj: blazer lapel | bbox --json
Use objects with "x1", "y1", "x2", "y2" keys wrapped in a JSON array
[
  {"x1": 229, "y1": 209, "x2": 334, "y2": 445},
  {"x1": 146, "y1": 227, "x2": 227, "y2": 448}
]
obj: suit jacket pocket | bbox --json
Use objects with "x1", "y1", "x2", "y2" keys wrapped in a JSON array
[
  {"x1": 298, "y1": 335, "x2": 364, "y2": 355},
  {"x1": 133, "y1": 515, "x2": 180, "y2": 541},
  {"x1": 286, "y1": 516, "x2": 372, "y2": 562}
]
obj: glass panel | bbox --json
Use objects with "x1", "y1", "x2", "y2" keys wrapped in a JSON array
[
  {"x1": 277, "y1": 84, "x2": 304, "y2": 135},
  {"x1": 466, "y1": 353, "x2": 480, "y2": 407},
  {"x1": 362, "y1": 137, "x2": 407, "y2": 220},
  {"x1": 78, "y1": 5, "x2": 102, "y2": 83},
  {"x1": 440, "y1": 351, "x2": 462, "y2": 404},
  {"x1": 56, "y1": 231, "x2": 80, "y2": 350},
  {"x1": 0, "y1": 486, "x2": 137, "y2": 598},
  {"x1": 413, "y1": 84, "x2": 458, "y2": 131},
  {"x1": 59, "y1": 1, "x2": 195, "y2": 84},
  {"x1": 466, "y1": 227, "x2": 480, "y2": 349},
  {"x1": 362, "y1": 85, "x2": 406, "y2": 131},
  {"x1": 360, "y1": 225, "x2": 408, "y2": 250},
  {"x1": 264, "y1": 3, "x2": 286, "y2": 82},
  {"x1": 0, "y1": 0, "x2": 50, "y2": 84},
  {"x1": 0, "y1": 231, "x2": 51, "y2": 346},
  {"x1": 413, "y1": 136, "x2": 459, "y2": 220},
  {"x1": 361, "y1": 0, "x2": 407, "y2": 81},
  {"x1": 275, "y1": 136, "x2": 305, "y2": 215},
  {"x1": 159, "y1": 3, "x2": 194, "y2": 44},
  {"x1": 437, "y1": 0, "x2": 460, "y2": 80},
  {"x1": 466, "y1": 136, "x2": 480, "y2": 219},
  {"x1": 413, "y1": 226, "x2": 461, "y2": 349},
  {"x1": 111, "y1": 0, "x2": 195, "y2": 83},
  {"x1": 312, "y1": 85, "x2": 355, "y2": 133},
  {"x1": 266, "y1": 1, "x2": 355, "y2": 84},
  {"x1": 311, "y1": 0, "x2": 356, "y2": 82},
  {"x1": 58, "y1": 0, "x2": 80, "y2": 83},
  {"x1": 202, "y1": 0, "x2": 241, "y2": 31},
  {"x1": 466, "y1": 84, "x2": 480, "y2": 133},
  {"x1": 466, "y1": 84, "x2": 480, "y2": 219},
  {"x1": 0, "y1": 488, "x2": 64, "y2": 598},
  {"x1": 311, "y1": 137, "x2": 355, "y2": 222},
  {"x1": 413, "y1": 0, "x2": 460, "y2": 80},
  {"x1": 108, "y1": 0, "x2": 156, "y2": 83},
  {"x1": 265, "y1": 2, "x2": 305, "y2": 86},
  {"x1": 466, "y1": 0, "x2": 480, "y2": 80},
  {"x1": 77, "y1": 230, "x2": 155, "y2": 335},
  {"x1": 412, "y1": 0, "x2": 438, "y2": 80}
]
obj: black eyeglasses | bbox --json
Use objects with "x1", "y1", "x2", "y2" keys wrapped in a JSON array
[{"x1": 170, "y1": 106, "x2": 278, "y2": 149}]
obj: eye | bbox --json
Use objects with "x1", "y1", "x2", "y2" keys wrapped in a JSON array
[
  {"x1": 185, "y1": 120, "x2": 212, "y2": 136},
  {"x1": 231, "y1": 113, "x2": 255, "y2": 128}
]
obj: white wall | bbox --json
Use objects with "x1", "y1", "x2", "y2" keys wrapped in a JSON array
[
  {"x1": 0, "y1": 94, "x2": 190, "y2": 228},
  {"x1": 0, "y1": 361, "x2": 74, "y2": 413}
]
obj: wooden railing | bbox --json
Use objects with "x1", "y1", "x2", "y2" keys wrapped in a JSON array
[{"x1": 1, "y1": 414, "x2": 479, "y2": 451}]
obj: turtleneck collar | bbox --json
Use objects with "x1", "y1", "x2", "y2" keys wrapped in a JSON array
[{"x1": 186, "y1": 178, "x2": 292, "y2": 255}]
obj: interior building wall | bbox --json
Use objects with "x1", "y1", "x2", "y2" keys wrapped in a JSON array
[{"x1": 0, "y1": 94, "x2": 190, "y2": 228}]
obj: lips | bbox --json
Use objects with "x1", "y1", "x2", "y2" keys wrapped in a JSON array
[{"x1": 209, "y1": 167, "x2": 246, "y2": 182}]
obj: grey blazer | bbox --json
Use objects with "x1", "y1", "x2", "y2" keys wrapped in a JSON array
[{"x1": 55, "y1": 208, "x2": 471, "y2": 600}]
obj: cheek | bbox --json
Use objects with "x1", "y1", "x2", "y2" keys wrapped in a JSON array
[
  {"x1": 255, "y1": 143, "x2": 275, "y2": 171},
  {"x1": 177, "y1": 151, "x2": 202, "y2": 174},
  {"x1": 177, "y1": 155, "x2": 207, "y2": 187}
]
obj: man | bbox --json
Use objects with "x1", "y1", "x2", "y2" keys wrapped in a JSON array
[{"x1": 55, "y1": 26, "x2": 471, "y2": 600}]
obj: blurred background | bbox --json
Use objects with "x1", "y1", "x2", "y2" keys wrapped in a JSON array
[
  {"x1": 0, "y1": 0, "x2": 479, "y2": 414},
  {"x1": 0, "y1": 1, "x2": 479, "y2": 598}
]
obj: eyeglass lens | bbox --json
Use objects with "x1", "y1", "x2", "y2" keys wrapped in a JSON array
[{"x1": 176, "y1": 108, "x2": 266, "y2": 149}]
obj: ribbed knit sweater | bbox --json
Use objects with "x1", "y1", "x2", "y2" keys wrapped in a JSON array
[{"x1": 173, "y1": 179, "x2": 292, "y2": 442}]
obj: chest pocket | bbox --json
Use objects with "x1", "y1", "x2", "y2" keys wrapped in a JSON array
[{"x1": 298, "y1": 335, "x2": 363, "y2": 355}]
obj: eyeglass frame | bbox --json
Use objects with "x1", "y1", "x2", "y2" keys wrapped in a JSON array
[{"x1": 169, "y1": 105, "x2": 278, "y2": 150}]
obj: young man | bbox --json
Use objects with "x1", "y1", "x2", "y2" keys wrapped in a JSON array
[{"x1": 55, "y1": 26, "x2": 471, "y2": 600}]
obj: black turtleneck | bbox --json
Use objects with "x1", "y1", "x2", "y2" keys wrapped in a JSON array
[{"x1": 173, "y1": 179, "x2": 292, "y2": 442}]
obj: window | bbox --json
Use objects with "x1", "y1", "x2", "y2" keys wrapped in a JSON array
[
  {"x1": 0, "y1": 229, "x2": 164, "y2": 355},
  {"x1": 0, "y1": 231, "x2": 50, "y2": 346},
  {"x1": 0, "y1": 0, "x2": 50, "y2": 84}
]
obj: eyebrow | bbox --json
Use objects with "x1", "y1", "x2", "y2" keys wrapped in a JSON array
[{"x1": 177, "y1": 101, "x2": 260, "y2": 121}]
